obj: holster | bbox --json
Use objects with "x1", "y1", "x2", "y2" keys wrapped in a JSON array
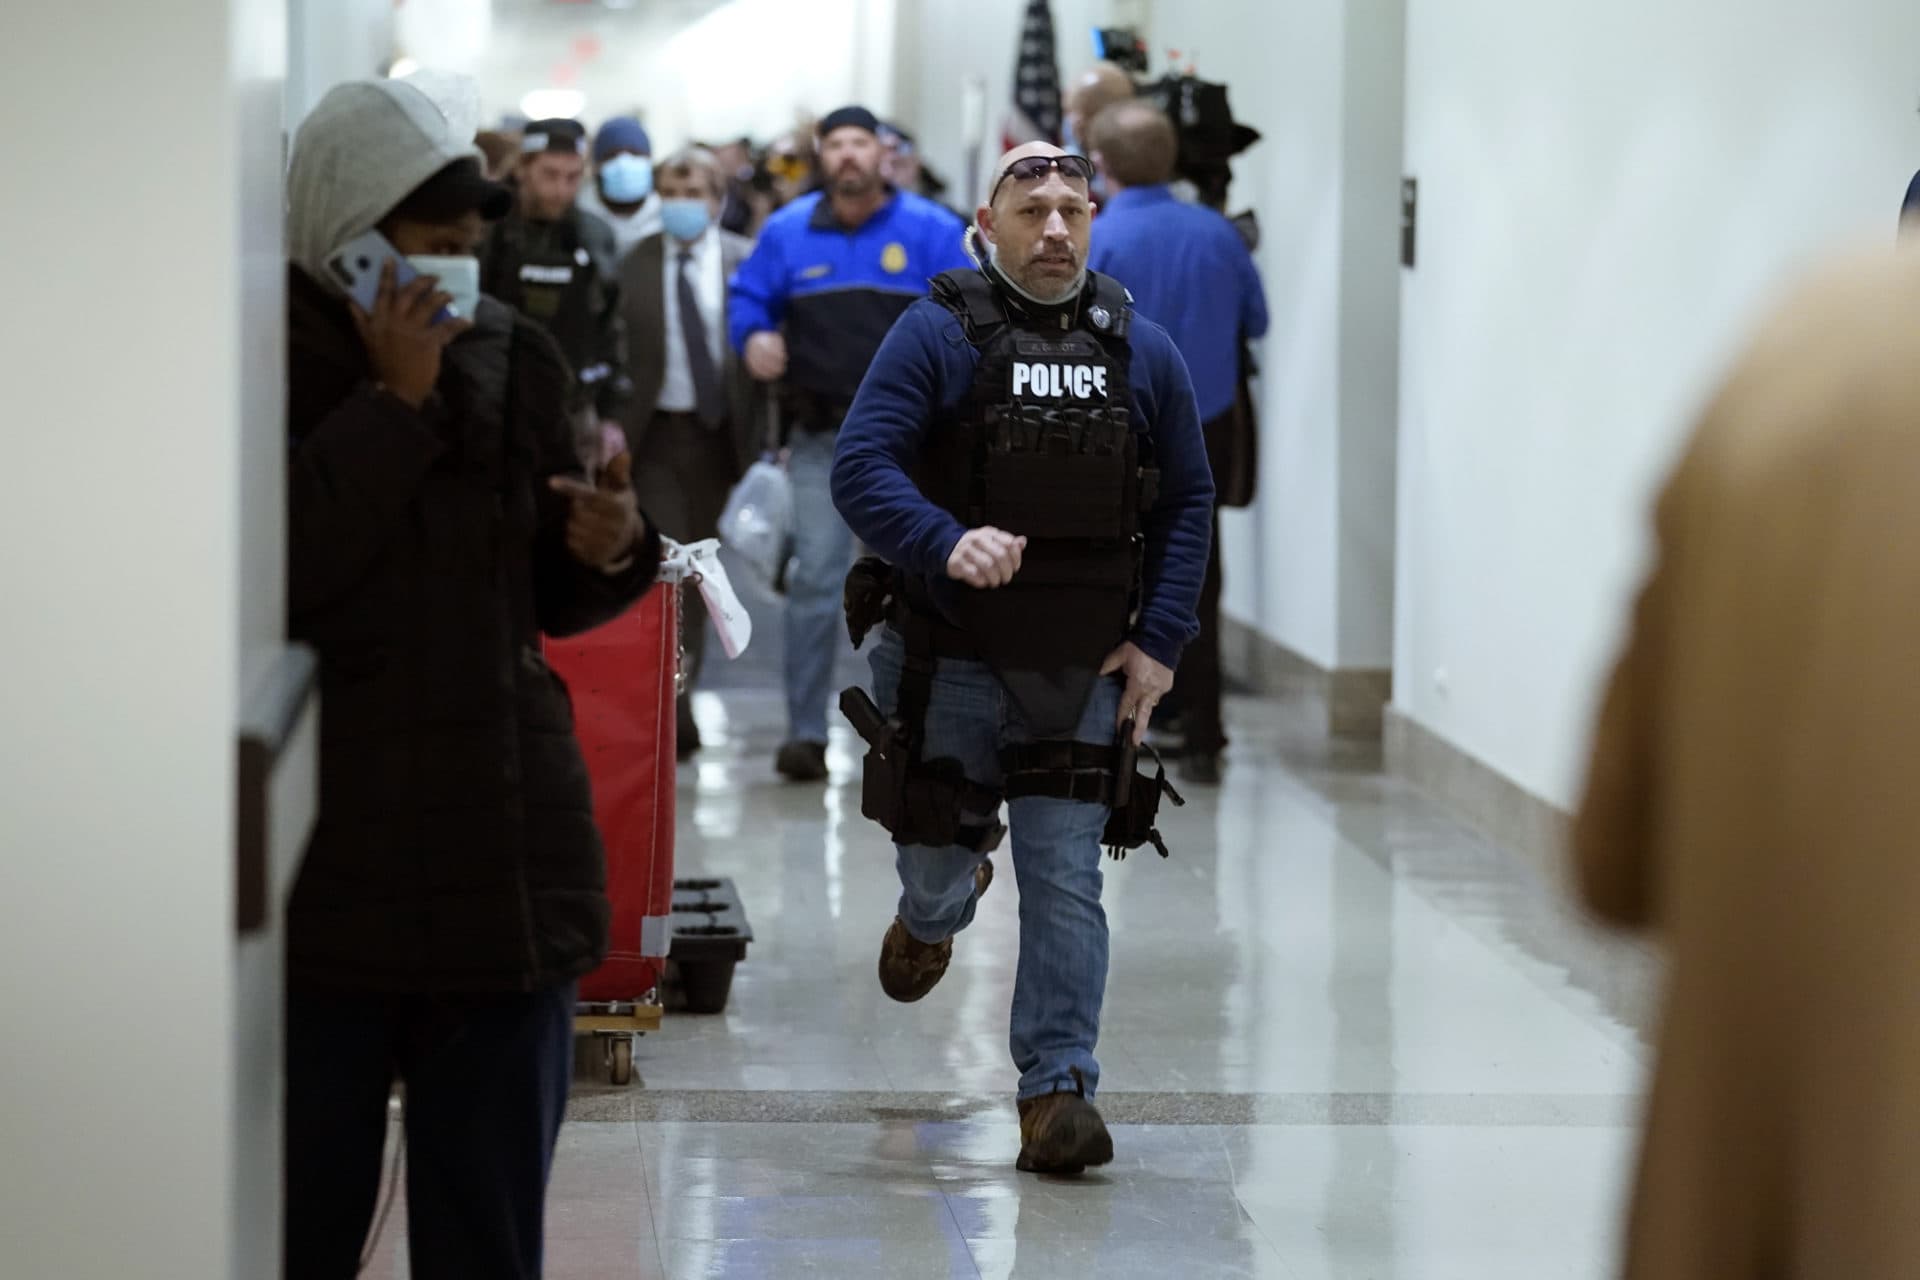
[
  {"x1": 840, "y1": 688, "x2": 1006, "y2": 853},
  {"x1": 840, "y1": 554, "x2": 1004, "y2": 852},
  {"x1": 999, "y1": 729, "x2": 1185, "y2": 860},
  {"x1": 1100, "y1": 742, "x2": 1184, "y2": 859},
  {"x1": 840, "y1": 561, "x2": 1179, "y2": 860}
]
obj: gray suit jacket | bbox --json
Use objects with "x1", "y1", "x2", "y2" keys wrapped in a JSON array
[{"x1": 618, "y1": 228, "x2": 763, "y2": 477}]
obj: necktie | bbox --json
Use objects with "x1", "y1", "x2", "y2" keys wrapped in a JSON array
[{"x1": 678, "y1": 248, "x2": 725, "y2": 427}]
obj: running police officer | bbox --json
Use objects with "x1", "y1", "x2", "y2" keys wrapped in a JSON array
[
  {"x1": 831, "y1": 141, "x2": 1214, "y2": 1175},
  {"x1": 481, "y1": 118, "x2": 632, "y2": 425}
]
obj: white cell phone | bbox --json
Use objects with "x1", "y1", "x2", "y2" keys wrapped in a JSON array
[{"x1": 326, "y1": 231, "x2": 457, "y2": 322}]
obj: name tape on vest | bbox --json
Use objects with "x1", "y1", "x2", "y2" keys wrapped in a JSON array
[
  {"x1": 1011, "y1": 361, "x2": 1109, "y2": 401},
  {"x1": 519, "y1": 264, "x2": 575, "y2": 286}
]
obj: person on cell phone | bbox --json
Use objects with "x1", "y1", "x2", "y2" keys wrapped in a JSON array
[{"x1": 282, "y1": 77, "x2": 658, "y2": 1280}]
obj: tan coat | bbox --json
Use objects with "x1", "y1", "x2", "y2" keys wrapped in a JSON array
[{"x1": 1575, "y1": 247, "x2": 1920, "y2": 1279}]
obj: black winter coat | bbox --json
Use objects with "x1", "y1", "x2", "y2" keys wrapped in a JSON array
[{"x1": 285, "y1": 265, "x2": 659, "y2": 993}]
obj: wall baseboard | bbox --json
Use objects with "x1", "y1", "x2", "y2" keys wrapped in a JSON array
[
  {"x1": 1215, "y1": 618, "x2": 1568, "y2": 888},
  {"x1": 1383, "y1": 707, "x2": 1573, "y2": 891},
  {"x1": 1220, "y1": 625, "x2": 1659, "y2": 1037},
  {"x1": 1219, "y1": 616, "x2": 1392, "y2": 739}
]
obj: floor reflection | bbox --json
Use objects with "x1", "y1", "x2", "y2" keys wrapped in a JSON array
[{"x1": 492, "y1": 561, "x2": 1650, "y2": 1276}]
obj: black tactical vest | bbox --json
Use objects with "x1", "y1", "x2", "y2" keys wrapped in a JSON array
[
  {"x1": 917, "y1": 267, "x2": 1157, "y2": 737},
  {"x1": 481, "y1": 212, "x2": 610, "y2": 404}
]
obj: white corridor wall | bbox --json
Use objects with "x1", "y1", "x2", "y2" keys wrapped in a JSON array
[
  {"x1": 288, "y1": 0, "x2": 395, "y2": 121},
  {"x1": 1145, "y1": 0, "x2": 1404, "y2": 673},
  {"x1": 1, "y1": 0, "x2": 288, "y2": 1272},
  {"x1": 1395, "y1": 0, "x2": 1920, "y2": 807}
]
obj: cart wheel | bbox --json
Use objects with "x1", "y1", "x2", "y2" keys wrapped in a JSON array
[{"x1": 608, "y1": 1036, "x2": 634, "y2": 1086}]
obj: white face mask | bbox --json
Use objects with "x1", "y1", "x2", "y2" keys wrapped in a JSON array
[{"x1": 406, "y1": 254, "x2": 482, "y2": 321}]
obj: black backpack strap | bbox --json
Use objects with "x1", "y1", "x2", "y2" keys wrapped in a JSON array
[{"x1": 930, "y1": 268, "x2": 1009, "y2": 346}]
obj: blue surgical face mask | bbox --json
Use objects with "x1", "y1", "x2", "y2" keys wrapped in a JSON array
[
  {"x1": 660, "y1": 198, "x2": 714, "y2": 243},
  {"x1": 406, "y1": 254, "x2": 482, "y2": 322},
  {"x1": 599, "y1": 153, "x2": 654, "y2": 204}
]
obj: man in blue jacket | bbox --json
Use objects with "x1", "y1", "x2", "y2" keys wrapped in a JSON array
[
  {"x1": 831, "y1": 141, "x2": 1213, "y2": 1175},
  {"x1": 729, "y1": 105, "x2": 972, "y2": 781},
  {"x1": 1088, "y1": 101, "x2": 1269, "y2": 784}
]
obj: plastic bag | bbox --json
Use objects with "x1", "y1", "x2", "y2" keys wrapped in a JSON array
[
  {"x1": 660, "y1": 538, "x2": 753, "y2": 659},
  {"x1": 718, "y1": 457, "x2": 793, "y2": 590}
]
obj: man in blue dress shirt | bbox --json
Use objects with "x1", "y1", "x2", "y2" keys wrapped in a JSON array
[{"x1": 1087, "y1": 101, "x2": 1269, "y2": 783}]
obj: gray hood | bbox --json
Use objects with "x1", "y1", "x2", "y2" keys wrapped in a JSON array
[{"x1": 286, "y1": 76, "x2": 483, "y2": 289}]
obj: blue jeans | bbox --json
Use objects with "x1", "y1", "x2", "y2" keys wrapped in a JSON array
[
  {"x1": 869, "y1": 626, "x2": 1121, "y2": 1101},
  {"x1": 786, "y1": 428, "x2": 856, "y2": 743}
]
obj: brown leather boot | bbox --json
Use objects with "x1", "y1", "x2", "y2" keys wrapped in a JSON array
[
  {"x1": 877, "y1": 860, "x2": 993, "y2": 1003},
  {"x1": 1016, "y1": 1069, "x2": 1114, "y2": 1175},
  {"x1": 877, "y1": 919, "x2": 953, "y2": 1002}
]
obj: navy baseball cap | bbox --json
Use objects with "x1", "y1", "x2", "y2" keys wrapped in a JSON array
[
  {"x1": 818, "y1": 106, "x2": 882, "y2": 139},
  {"x1": 594, "y1": 117, "x2": 653, "y2": 161}
]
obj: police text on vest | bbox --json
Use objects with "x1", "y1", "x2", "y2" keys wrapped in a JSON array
[{"x1": 1012, "y1": 362, "x2": 1108, "y2": 400}]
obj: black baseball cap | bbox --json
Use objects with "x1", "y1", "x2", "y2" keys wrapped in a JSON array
[
  {"x1": 818, "y1": 105, "x2": 882, "y2": 140},
  {"x1": 520, "y1": 118, "x2": 590, "y2": 156},
  {"x1": 388, "y1": 156, "x2": 513, "y2": 223}
]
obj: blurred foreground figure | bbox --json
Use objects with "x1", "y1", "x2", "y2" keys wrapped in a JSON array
[{"x1": 1576, "y1": 247, "x2": 1920, "y2": 1279}]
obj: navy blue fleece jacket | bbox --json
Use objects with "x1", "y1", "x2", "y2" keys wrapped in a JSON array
[{"x1": 830, "y1": 292, "x2": 1214, "y2": 670}]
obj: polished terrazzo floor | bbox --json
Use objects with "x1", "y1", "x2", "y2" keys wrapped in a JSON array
[{"x1": 364, "y1": 583, "x2": 1656, "y2": 1278}]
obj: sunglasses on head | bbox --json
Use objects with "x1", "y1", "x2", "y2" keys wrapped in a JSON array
[{"x1": 991, "y1": 153, "x2": 1095, "y2": 201}]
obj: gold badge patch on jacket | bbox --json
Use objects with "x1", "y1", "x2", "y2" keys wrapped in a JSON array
[{"x1": 881, "y1": 243, "x2": 908, "y2": 274}]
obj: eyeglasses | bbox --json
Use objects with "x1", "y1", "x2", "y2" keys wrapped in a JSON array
[{"x1": 990, "y1": 153, "x2": 1095, "y2": 201}]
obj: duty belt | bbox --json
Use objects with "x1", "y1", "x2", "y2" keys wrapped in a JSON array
[{"x1": 837, "y1": 557, "x2": 1184, "y2": 859}]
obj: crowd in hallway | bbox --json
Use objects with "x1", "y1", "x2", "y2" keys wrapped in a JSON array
[
  {"x1": 281, "y1": 39, "x2": 1272, "y2": 1274},
  {"x1": 413, "y1": 85, "x2": 1265, "y2": 789},
  {"x1": 19, "y1": 1, "x2": 1920, "y2": 1277}
]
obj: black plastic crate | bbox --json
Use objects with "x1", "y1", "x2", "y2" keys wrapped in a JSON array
[{"x1": 664, "y1": 876, "x2": 753, "y2": 1014}]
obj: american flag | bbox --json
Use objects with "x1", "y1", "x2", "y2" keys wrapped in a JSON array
[{"x1": 1004, "y1": 0, "x2": 1062, "y2": 148}]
